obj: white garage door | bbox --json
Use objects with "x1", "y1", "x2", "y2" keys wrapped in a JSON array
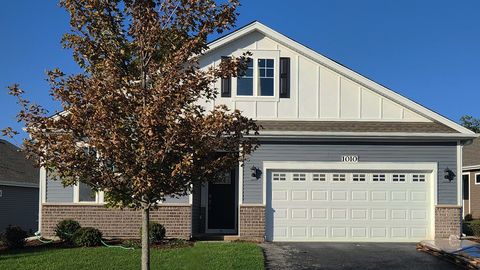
[{"x1": 267, "y1": 170, "x2": 433, "y2": 242}]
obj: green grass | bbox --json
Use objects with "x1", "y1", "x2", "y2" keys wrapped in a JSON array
[{"x1": 0, "y1": 242, "x2": 264, "y2": 270}]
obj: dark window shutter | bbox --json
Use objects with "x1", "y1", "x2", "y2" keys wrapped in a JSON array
[
  {"x1": 221, "y1": 56, "x2": 231, "y2": 97},
  {"x1": 279, "y1": 57, "x2": 290, "y2": 98}
]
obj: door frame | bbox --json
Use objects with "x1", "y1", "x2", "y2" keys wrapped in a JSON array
[
  {"x1": 463, "y1": 172, "x2": 470, "y2": 217},
  {"x1": 205, "y1": 168, "x2": 238, "y2": 234},
  {"x1": 263, "y1": 161, "x2": 438, "y2": 242}
]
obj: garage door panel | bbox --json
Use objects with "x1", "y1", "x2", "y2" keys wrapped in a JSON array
[{"x1": 268, "y1": 170, "x2": 432, "y2": 242}]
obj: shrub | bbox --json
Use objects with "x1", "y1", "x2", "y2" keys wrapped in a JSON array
[
  {"x1": 140, "y1": 222, "x2": 166, "y2": 244},
  {"x1": 55, "y1": 219, "x2": 81, "y2": 244},
  {"x1": 150, "y1": 223, "x2": 166, "y2": 243},
  {"x1": 463, "y1": 220, "x2": 480, "y2": 236},
  {"x1": 465, "y1": 214, "x2": 474, "y2": 222},
  {"x1": 2, "y1": 225, "x2": 27, "y2": 249},
  {"x1": 73, "y1": 227, "x2": 103, "y2": 247}
]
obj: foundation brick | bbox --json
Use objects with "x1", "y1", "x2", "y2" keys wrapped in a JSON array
[
  {"x1": 239, "y1": 205, "x2": 265, "y2": 242},
  {"x1": 435, "y1": 205, "x2": 462, "y2": 239},
  {"x1": 41, "y1": 204, "x2": 191, "y2": 239}
]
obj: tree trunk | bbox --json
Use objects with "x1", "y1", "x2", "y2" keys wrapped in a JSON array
[{"x1": 141, "y1": 205, "x2": 150, "y2": 270}]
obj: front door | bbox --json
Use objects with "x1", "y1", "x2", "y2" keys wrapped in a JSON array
[{"x1": 207, "y1": 170, "x2": 236, "y2": 233}]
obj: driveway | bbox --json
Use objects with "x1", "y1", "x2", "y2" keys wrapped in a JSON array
[{"x1": 261, "y1": 242, "x2": 463, "y2": 270}]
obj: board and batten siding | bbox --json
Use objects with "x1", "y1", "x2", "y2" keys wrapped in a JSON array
[
  {"x1": 242, "y1": 141, "x2": 458, "y2": 205},
  {"x1": 0, "y1": 185, "x2": 39, "y2": 232},
  {"x1": 199, "y1": 30, "x2": 429, "y2": 123}
]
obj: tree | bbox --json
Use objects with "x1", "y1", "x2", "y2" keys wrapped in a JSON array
[
  {"x1": 2, "y1": 1, "x2": 259, "y2": 269},
  {"x1": 460, "y1": 115, "x2": 480, "y2": 133}
]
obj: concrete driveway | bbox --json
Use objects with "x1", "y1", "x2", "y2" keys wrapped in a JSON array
[{"x1": 261, "y1": 242, "x2": 463, "y2": 270}]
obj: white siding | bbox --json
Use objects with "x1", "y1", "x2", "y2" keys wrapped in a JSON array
[{"x1": 200, "y1": 30, "x2": 430, "y2": 122}]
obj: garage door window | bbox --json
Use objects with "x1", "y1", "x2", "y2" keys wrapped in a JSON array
[
  {"x1": 392, "y1": 174, "x2": 406, "y2": 182},
  {"x1": 352, "y1": 174, "x2": 366, "y2": 182},
  {"x1": 273, "y1": 173, "x2": 286, "y2": 181},
  {"x1": 412, "y1": 174, "x2": 426, "y2": 182},
  {"x1": 312, "y1": 173, "x2": 326, "y2": 181},
  {"x1": 372, "y1": 174, "x2": 386, "y2": 182},
  {"x1": 332, "y1": 173, "x2": 346, "y2": 182},
  {"x1": 293, "y1": 173, "x2": 306, "y2": 181}
]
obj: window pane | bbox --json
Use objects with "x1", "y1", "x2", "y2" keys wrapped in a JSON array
[
  {"x1": 237, "y1": 78, "x2": 253, "y2": 95},
  {"x1": 477, "y1": 174, "x2": 480, "y2": 184},
  {"x1": 259, "y1": 78, "x2": 274, "y2": 96},
  {"x1": 266, "y1": 69, "x2": 274, "y2": 77},
  {"x1": 79, "y1": 182, "x2": 96, "y2": 202},
  {"x1": 258, "y1": 58, "x2": 274, "y2": 96},
  {"x1": 237, "y1": 58, "x2": 253, "y2": 96}
]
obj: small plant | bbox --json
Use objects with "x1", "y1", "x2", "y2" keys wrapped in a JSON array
[
  {"x1": 150, "y1": 223, "x2": 166, "y2": 243},
  {"x1": 73, "y1": 227, "x2": 103, "y2": 247},
  {"x1": 140, "y1": 222, "x2": 166, "y2": 244},
  {"x1": 465, "y1": 214, "x2": 474, "y2": 221},
  {"x1": 2, "y1": 225, "x2": 28, "y2": 249},
  {"x1": 55, "y1": 219, "x2": 81, "y2": 244}
]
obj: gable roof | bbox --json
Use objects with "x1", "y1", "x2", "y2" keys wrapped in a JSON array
[
  {"x1": 207, "y1": 21, "x2": 475, "y2": 137},
  {"x1": 0, "y1": 140, "x2": 38, "y2": 188},
  {"x1": 463, "y1": 137, "x2": 480, "y2": 169}
]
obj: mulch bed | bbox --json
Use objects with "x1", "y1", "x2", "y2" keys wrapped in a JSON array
[{"x1": 0, "y1": 238, "x2": 194, "y2": 252}]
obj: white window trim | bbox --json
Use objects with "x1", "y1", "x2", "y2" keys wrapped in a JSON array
[
  {"x1": 231, "y1": 50, "x2": 280, "y2": 101},
  {"x1": 475, "y1": 173, "x2": 480, "y2": 185},
  {"x1": 73, "y1": 183, "x2": 104, "y2": 204}
]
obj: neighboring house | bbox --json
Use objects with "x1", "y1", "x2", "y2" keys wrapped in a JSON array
[
  {"x1": 38, "y1": 21, "x2": 476, "y2": 242},
  {"x1": 0, "y1": 139, "x2": 39, "y2": 233},
  {"x1": 462, "y1": 137, "x2": 480, "y2": 218}
]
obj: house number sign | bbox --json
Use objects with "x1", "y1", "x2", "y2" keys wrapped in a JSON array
[{"x1": 341, "y1": 155, "x2": 359, "y2": 163}]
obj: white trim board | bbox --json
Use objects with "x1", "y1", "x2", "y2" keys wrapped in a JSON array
[{"x1": 206, "y1": 21, "x2": 474, "y2": 135}]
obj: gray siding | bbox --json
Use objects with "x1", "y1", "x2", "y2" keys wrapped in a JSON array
[
  {"x1": 46, "y1": 174, "x2": 73, "y2": 203},
  {"x1": 243, "y1": 141, "x2": 458, "y2": 205},
  {"x1": 164, "y1": 195, "x2": 190, "y2": 204},
  {"x1": 45, "y1": 171, "x2": 189, "y2": 204},
  {"x1": 0, "y1": 185, "x2": 39, "y2": 233}
]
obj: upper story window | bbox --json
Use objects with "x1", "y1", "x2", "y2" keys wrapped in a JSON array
[
  {"x1": 237, "y1": 58, "x2": 254, "y2": 96},
  {"x1": 258, "y1": 59, "x2": 274, "y2": 96},
  {"x1": 236, "y1": 58, "x2": 275, "y2": 97}
]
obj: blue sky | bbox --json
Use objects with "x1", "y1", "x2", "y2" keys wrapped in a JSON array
[{"x1": 1, "y1": 1, "x2": 479, "y2": 145}]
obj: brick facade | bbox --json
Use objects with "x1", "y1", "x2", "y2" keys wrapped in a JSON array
[
  {"x1": 41, "y1": 204, "x2": 191, "y2": 239},
  {"x1": 435, "y1": 205, "x2": 462, "y2": 239},
  {"x1": 239, "y1": 205, "x2": 265, "y2": 242}
]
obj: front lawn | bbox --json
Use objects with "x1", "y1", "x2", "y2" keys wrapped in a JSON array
[{"x1": 0, "y1": 242, "x2": 264, "y2": 270}]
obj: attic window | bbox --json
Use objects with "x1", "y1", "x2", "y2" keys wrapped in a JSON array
[{"x1": 235, "y1": 58, "x2": 275, "y2": 97}]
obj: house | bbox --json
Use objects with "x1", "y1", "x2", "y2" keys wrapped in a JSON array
[
  {"x1": 462, "y1": 137, "x2": 480, "y2": 218},
  {"x1": 38, "y1": 21, "x2": 476, "y2": 242},
  {"x1": 0, "y1": 139, "x2": 39, "y2": 234}
]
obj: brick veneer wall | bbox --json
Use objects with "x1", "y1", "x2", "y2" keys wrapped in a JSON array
[
  {"x1": 41, "y1": 204, "x2": 191, "y2": 239},
  {"x1": 239, "y1": 205, "x2": 265, "y2": 242},
  {"x1": 435, "y1": 205, "x2": 462, "y2": 239}
]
